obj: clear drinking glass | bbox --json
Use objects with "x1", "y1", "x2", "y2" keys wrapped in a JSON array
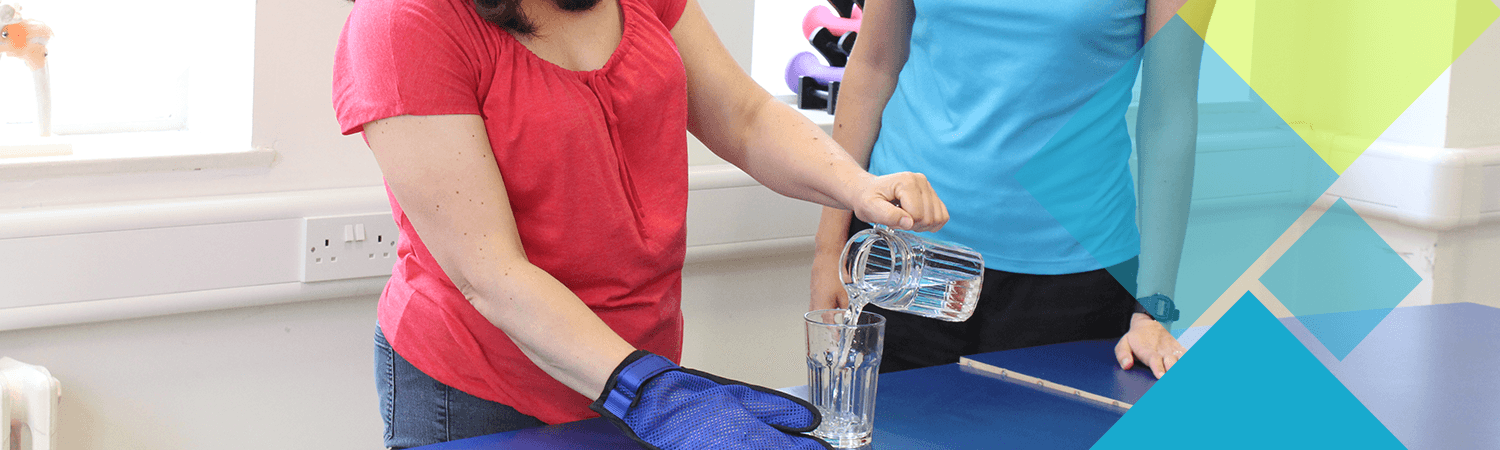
[
  {"x1": 840, "y1": 226, "x2": 984, "y2": 321},
  {"x1": 805, "y1": 309, "x2": 885, "y2": 448}
]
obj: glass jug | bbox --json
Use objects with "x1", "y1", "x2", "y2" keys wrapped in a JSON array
[{"x1": 839, "y1": 226, "x2": 984, "y2": 322}]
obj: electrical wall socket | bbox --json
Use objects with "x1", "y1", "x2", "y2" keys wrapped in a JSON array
[{"x1": 301, "y1": 213, "x2": 401, "y2": 282}]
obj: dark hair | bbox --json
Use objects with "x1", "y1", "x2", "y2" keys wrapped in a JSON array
[
  {"x1": 347, "y1": 0, "x2": 602, "y2": 35},
  {"x1": 476, "y1": 0, "x2": 603, "y2": 35},
  {"x1": 472, "y1": 0, "x2": 537, "y2": 35}
]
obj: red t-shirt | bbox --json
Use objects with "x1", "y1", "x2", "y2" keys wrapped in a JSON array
[{"x1": 332, "y1": 0, "x2": 689, "y2": 424}]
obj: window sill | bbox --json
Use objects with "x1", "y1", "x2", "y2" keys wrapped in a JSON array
[{"x1": 0, "y1": 130, "x2": 275, "y2": 181}]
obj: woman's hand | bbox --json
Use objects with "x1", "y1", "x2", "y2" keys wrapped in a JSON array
[
  {"x1": 808, "y1": 168, "x2": 947, "y2": 313},
  {"x1": 844, "y1": 171, "x2": 948, "y2": 232},
  {"x1": 1114, "y1": 313, "x2": 1187, "y2": 379}
]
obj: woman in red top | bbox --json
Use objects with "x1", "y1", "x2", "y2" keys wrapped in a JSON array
[{"x1": 333, "y1": 0, "x2": 947, "y2": 447}]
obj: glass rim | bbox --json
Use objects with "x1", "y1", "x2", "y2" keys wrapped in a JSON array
[{"x1": 804, "y1": 308, "x2": 886, "y2": 328}]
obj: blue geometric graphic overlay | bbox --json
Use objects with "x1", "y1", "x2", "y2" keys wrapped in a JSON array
[
  {"x1": 1018, "y1": 17, "x2": 1341, "y2": 331},
  {"x1": 1294, "y1": 308, "x2": 1396, "y2": 362},
  {"x1": 1091, "y1": 293, "x2": 1406, "y2": 450},
  {"x1": 1259, "y1": 198, "x2": 1422, "y2": 360}
]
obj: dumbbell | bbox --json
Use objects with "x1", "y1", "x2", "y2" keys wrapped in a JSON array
[
  {"x1": 796, "y1": 77, "x2": 841, "y2": 115},
  {"x1": 784, "y1": 51, "x2": 844, "y2": 94},
  {"x1": 786, "y1": 52, "x2": 843, "y2": 115},
  {"x1": 825, "y1": 0, "x2": 859, "y2": 19},
  {"x1": 809, "y1": 28, "x2": 847, "y2": 67},
  {"x1": 802, "y1": 5, "x2": 859, "y2": 40}
]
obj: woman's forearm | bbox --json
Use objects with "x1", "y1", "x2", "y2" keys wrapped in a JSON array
[
  {"x1": 1134, "y1": 16, "x2": 1206, "y2": 299},
  {"x1": 732, "y1": 96, "x2": 876, "y2": 209},
  {"x1": 815, "y1": 207, "x2": 855, "y2": 264},
  {"x1": 829, "y1": 0, "x2": 912, "y2": 167},
  {"x1": 729, "y1": 0, "x2": 913, "y2": 211},
  {"x1": 811, "y1": 47, "x2": 906, "y2": 261},
  {"x1": 675, "y1": 0, "x2": 942, "y2": 231},
  {"x1": 829, "y1": 55, "x2": 902, "y2": 168},
  {"x1": 716, "y1": 93, "x2": 868, "y2": 207},
  {"x1": 366, "y1": 114, "x2": 635, "y2": 401},
  {"x1": 462, "y1": 261, "x2": 636, "y2": 399}
]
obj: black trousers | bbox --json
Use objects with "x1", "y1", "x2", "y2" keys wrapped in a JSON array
[{"x1": 848, "y1": 219, "x2": 1138, "y2": 373}]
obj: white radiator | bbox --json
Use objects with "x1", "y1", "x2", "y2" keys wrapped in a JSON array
[{"x1": 0, "y1": 358, "x2": 60, "y2": 450}]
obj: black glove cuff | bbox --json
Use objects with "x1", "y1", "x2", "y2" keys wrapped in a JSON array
[
  {"x1": 1136, "y1": 294, "x2": 1181, "y2": 323},
  {"x1": 1133, "y1": 298, "x2": 1151, "y2": 318}
]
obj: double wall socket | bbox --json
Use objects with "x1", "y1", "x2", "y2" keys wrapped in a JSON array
[{"x1": 301, "y1": 213, "x2": 401, "y2": 282}]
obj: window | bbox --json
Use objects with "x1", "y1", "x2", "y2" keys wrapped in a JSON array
[{"x1": 0, "y1": 0, "x2": 254, "y2": 160}]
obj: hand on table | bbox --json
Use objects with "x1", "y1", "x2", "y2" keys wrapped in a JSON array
[
  {"x1": 1114, "y1": 313, "x2": 1186, "y2": 379},
  {"x1": 592, "y1": 351, "x2": 833, "y2": 450},
  {"x1": 845, "y1": 172, "x2": 948, "y2": 233}
]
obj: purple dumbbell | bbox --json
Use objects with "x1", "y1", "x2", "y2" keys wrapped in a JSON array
[{"x1": 785, "y1": 51, "x2": 845, "y2": 93}]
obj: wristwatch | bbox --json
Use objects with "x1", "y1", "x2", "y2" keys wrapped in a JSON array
[{"x1": 1135, "y1": 294, "x2": 1180, "y2": 324}]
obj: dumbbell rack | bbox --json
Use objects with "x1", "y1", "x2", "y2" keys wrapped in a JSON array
[{"x1": 788, "y1": 0, "x2": 862, "y2": 115}]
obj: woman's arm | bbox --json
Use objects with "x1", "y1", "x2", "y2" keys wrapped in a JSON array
[
  {"x1": 670, "y1": 0, "x2": 944, "y2": 233},
  {"x1": 809, "y1": 0, "x2": 918, "y2": 310},
  {"x1": 1116, "y1": 0, "x2": 1215, "y2": 378},
  {"x1": 363, "y1": 114, "x2": 635, "y2": 398},
  {"x1": 1135, "y1": 1, "x2": 1214, "y2": 300}
]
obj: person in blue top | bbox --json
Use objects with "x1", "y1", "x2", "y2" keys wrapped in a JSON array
[{"x1": 811, "y1": 0, "x2": 1213, "y2": 378}]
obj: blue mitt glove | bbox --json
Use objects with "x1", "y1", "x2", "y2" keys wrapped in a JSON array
[{"x1": 590, "y1": 350, "x2": 834, "y2": 450}]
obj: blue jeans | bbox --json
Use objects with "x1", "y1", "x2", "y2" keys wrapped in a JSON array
[{"x1": 375, "y1": 326, "x2": 547, "y2": 449}]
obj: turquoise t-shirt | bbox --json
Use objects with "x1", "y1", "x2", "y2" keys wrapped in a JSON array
[{"x1": 868, "y1": 0, "x2": 1145, "y2": 275}]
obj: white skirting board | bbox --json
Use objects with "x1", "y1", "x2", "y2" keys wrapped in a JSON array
[{"x1": 1328, "y1": 142, "x2": 1500, "y2": 229}]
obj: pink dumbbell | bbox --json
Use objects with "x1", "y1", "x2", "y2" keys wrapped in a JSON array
[{"x1": 802, "y1": 5, "x2": 859, "y2": 39}]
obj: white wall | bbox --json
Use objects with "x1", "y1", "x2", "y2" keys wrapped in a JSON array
[
  {"x1": 2, "y1": 2, "x2": 1495, "y2": 449},
  {"x1": 0, "y1": 252, "x2": 817, "y2": 450},
  {"x1": 1447, "y1": 1, "x2": 1500, "y2": 149},
  {"x1": 1333, "y1": 15, "x2": 1500, "y2": 309},
  {"x1": 680, "y1": 252, "x2": 816, "y2": 389},
  {"x1": 0, "y1": 1, "x2": 822, "y2": 449},
  {"x1": 0, "y1": 296, "x2": 384, "y2": 450}
]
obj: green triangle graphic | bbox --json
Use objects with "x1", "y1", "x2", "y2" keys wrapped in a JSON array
[
  {"x1": 1455, "y1": 0, "x2": 1500, "y2": 60},
  {"x1": 1200, "y1": 0, "x2": 1500, "y2": 174}
]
